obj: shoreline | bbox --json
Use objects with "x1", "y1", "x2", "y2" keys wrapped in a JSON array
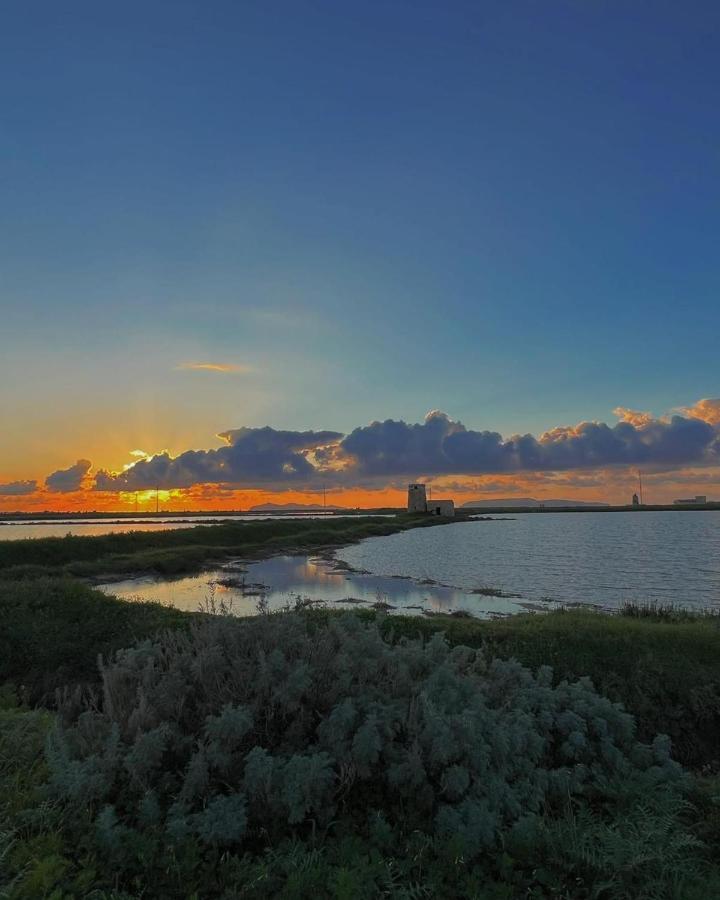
[
  {"x1": 0, "y1": 514, "x2": 467, "y2": 583},
  {"x1": 2, "y1": 503, "x2": 719, "y2": 524},
  {"x1": 94, "y1": 539, "x2": 664, "y2": 623}
]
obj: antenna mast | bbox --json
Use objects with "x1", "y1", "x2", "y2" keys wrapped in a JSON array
[
  {"x1": 638, "y1": 469, "x2": 643, "y2": 506},
  {"x1": 156, "y1": 485, "x2": 159, "y2": 515}
]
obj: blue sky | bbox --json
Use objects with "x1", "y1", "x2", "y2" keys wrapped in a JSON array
[{"x1": 1, "y1": 0, "x2": 719, "y2": 488}]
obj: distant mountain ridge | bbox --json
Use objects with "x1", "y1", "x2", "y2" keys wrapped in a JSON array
[{"x1": 462, "y1": 497, "x2": 610, "y2": 509}]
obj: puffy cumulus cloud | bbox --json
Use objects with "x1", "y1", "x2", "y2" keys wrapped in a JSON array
[
  {"x1": 0, "y1": 479, "x2": 38, "y2": 496},
  {"x1": 612, "y1": 407, "x2": 657, "y2": 427},
  {"x1": 681, "y1": 398, "x2": 720, "y2": 426},
  {"x1": 94, "y1": 427, "x2": 343, "y2": 491},
  {"x1": 340, "y1": 410, "x2": 468, "y2": 477},
  {"x1": 215, "y1": 426, "x2": 340, "y2": 450},
  {"x1": 45, "y1": 459, "x2": 92, "y2": 493},
  {"x1": 91, "y1": 401, "x2": 720, "y2": 492},
  {"x1": 341, "y1": 411, "x2": 720, "y2": 477}
]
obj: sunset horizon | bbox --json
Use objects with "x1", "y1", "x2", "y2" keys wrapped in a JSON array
[
  {"x1": 2, "y1": 396, "x2": 719, "y2": 512},
  {"x1": 3, "y1": 4, "x2": 719, "y2": 516}
]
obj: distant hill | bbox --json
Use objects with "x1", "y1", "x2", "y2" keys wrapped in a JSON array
[
  {"x1": 248, "y1": 502, "x2": 346, "y2": 512},
  {"x1": 462, "y1": 497, "x2": 610, "y2": 509}
]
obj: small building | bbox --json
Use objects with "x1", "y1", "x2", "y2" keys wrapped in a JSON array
[
  {"x1": 632, "y1": 493, "x2": 640, "y2": 506},
  {"x1": 673, "y1": 495, "x2": 707, "y2": 505},
  {"x1": 407, "y1": 483, "x2": 455, "y2": 517},
  {"x1": 426, "y1": 499, "x2": 455, "y2": 517}
]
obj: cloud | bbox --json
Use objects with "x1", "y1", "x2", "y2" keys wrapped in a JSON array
[
  {"x1": 92, "y1": 399, "x2": 720, "y2": 492},
  {"x1": 612, "y1": 407, "x2": 656, "y2": 427},
  {"x1": 45, "y1": 459, "x2": 92, "y2": 493},
  {"x1": 176, "y1": 362, "x2": 253, "y2": 374},
  {"x1": 681, "y1": 398, "x2": 720, "y2": 426},
  {"x1": 0, "y1": 479, "x2": 38, "y2": 496},
  {"x1": 94, "y1": 428, "x2": 343, "y2": 491},
  {"x1": 342, "y1": 412, "x2": 719, "y2": 477}
]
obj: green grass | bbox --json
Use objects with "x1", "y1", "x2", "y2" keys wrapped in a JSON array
[
  {"x1": 0, "y1": 515, "x2": 440, "y2": 580},
  {"x1": 0, "y1": 578, "x2": 192, "y2": 701}
]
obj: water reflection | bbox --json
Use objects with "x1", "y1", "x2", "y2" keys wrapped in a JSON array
[
  {"x1": 96, "y1": 512, "x2": 720, "y2": 618},
  {"x1": 98, "y1": 553, "x2": 528, "y2": 619}
]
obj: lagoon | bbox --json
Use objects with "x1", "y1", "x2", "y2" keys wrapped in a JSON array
[
  {"x1": 338, "y1": 510, "x2": 720, "y2": 611},
  {"x1": 98, "y1": 511, "x2": 720, "y2": 617}
]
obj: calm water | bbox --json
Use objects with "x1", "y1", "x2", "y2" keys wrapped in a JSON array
[
  {"x1": 97, "y1": 511, "x2": 720, "y2": 618},
  {"x1": 337, "y1": 511, "x2": 720, "y2": 610},
  {"x1": 98, "y1": 553, "x2": 528, "y2": 618},
  {"x1": 0, "y1": 513, "x2": 340, "y2": 541}
]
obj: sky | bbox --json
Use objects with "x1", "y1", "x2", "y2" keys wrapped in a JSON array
[{"x1": 1, "y1": 0, "x2": 719, "y2": 510}]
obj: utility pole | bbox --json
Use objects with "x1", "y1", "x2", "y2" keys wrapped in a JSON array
[
  {"x1": 638, "y1": 470, "x2": 644, "y2": 506},
  {"x1": 156, "y1": 486, "x2": 159, "y2": 515}
]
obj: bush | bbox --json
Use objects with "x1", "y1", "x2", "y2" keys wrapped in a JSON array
[
  {"x1": 37, "y1": 611, "x2": 712, "y2": 898},
  {"x1": 378, "y1": 608, "x2": 720, "y2": 769}
]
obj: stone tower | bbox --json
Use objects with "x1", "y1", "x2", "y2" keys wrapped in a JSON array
[{"x1": 407, "y1": 483, "x2": 427, "y2": 513}]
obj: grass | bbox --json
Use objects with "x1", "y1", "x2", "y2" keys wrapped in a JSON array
[
  {"x1": 2, "y1": 573, "x2": 720, "y2": 769},
  {"x1": 621, "y1": 600, "x2": 720, "y2": 620},
  {"x1": 0, "y1": 515, "x2": 443, "y2": 581},
  {"x1": 0, "y1": 578, "x2": 192, "y2": 702}
]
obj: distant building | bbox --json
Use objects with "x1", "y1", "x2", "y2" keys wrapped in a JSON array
[
  {"x1": 407, "y1": 483, "x2": 428, "y2": 513},
  {"x1": 407, "y1": 483, "x2": 455, "y2": 517},
  {"x1": 673, "y1": 495, "x2": 707, "y2": 505},
  {"x1": 426, "y1": 499, "x2": 455, "y2": 517},
  {"x1": 632, "y1": 493, "x2": 640, "y2": 506}
]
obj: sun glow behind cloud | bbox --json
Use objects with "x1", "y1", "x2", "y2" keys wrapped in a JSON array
[
  {"x1": 2, "y1": 398, "x2": 720, "y2": 512},
  {"x1": 3, "y1": 468, "x2": 720, "y2": 513}
]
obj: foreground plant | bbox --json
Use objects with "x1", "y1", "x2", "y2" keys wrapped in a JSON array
[{"x1": 9, "y1": 611, "x2": 708, "y2": 898}]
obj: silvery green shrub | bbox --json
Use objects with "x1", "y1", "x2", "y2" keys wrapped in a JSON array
[{"x1": 46, "y1": 613, "x2": 683, "y2": 861}]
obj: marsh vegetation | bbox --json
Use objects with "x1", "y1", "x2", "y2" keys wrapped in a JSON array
[
  {"x1": 0, "y1": 515, "x2": 445, "y2": 581},
  {"x1": 2, "y1": 580, "x2": 720, "y2": 897},
  {"x1": 2, "y1": 517, "x2": 720, "y2": 897}
]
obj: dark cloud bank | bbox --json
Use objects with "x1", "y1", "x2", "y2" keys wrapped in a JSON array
[
  {"x1": 94, "y1": 429, "x2": 342, "y2": 491},
  {"x1": 0, "y1": 480, "x2": 38, "y2": 496},
  {"x1": 92, "y1": 404, "x2": 720, "y2": 492},
  {"x1": 45, "y1": 459, "x2": 92, "y2": 493}
]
